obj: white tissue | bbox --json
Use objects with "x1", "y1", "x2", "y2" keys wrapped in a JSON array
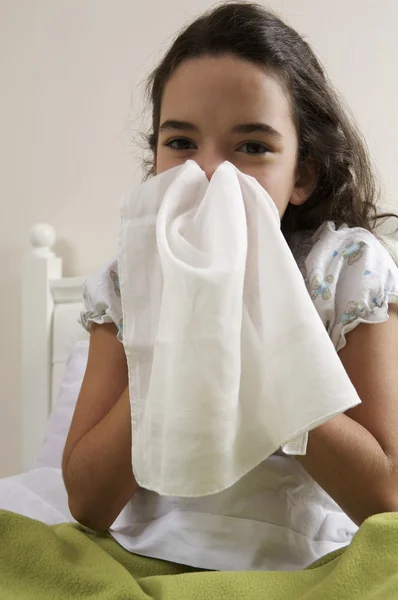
[{"x1": 119, "y1": 161, "x2": 361, "y2": 497}]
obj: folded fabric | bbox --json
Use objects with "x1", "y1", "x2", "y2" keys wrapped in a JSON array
[{"x1": 119, "y1": 161, "x2": 361, "y2": 497}]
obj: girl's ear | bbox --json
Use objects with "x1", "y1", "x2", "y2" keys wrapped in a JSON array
[{"x1": 290, "y1": 158, "x2": 318, "y2": 206}]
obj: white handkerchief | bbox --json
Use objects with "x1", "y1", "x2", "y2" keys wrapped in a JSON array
[{"x1": 119, "y1": 161, "x2": 360, "y2": 497}]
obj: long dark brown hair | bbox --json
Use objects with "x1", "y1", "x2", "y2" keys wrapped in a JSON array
[{"x1": 144, "y1": 2, "x2": 392, "y2": 234}]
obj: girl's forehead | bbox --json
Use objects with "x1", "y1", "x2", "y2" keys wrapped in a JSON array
[
  {"x1": 160, "y1": 55, "x2": 294, "y2": 131},
  {"x1": 163, "y1": 55, "x2": 285, "y2": 100}
]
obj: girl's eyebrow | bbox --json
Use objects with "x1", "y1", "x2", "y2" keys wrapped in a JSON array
[
  {"x1": 160, "y1": 120, "x2": 199, "y2": 132},
  {"x1": 231, "y1": 123, "x2": 282, "y2": 138},
  {"x1": 159, "y1": 120, "x2": 282, "y2": 139}
]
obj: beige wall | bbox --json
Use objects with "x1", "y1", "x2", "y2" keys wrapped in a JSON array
[{"x1": 1, "y1": 0, "x2": 397, "y2": 476}]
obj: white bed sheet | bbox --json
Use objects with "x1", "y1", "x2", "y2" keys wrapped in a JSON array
[
  {"x1": 0, "y1": 335, "x2": 88, "y2": 527},
  {"x1": 52, "y1": 302, "x2": 87, "y2": 408},
  {"x1": 0, "y1": 467, "x2": 74, "y2": 525}
]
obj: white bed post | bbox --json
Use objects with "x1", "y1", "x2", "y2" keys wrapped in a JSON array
[{"x1": 21, "y1": 224, "x2": 62, "y2": 472}]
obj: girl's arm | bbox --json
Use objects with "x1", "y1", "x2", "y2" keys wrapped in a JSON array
[
  {"x1": 62, "y1": 323, "x2": 138, "y2": 532},
  {"x1": 297, "y1": 304, "x2": 398, "y2": 526}
]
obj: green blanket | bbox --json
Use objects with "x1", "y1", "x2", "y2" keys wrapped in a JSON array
[{"x1": 1, "y1": 509, "x2": 397, "y2": 599}]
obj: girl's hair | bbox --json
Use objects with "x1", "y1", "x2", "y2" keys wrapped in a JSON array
[{"x1": 144, "y1": 2, "x2": 389, "y2": 234}]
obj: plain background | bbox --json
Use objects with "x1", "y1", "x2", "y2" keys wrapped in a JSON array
[{"x1": 1, "y1": 0, "x2": 397, "y2": 476}]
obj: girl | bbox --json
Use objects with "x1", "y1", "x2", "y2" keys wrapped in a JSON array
[{"x1": 62, "y1": 1, "x2": 398, "y2": 573}]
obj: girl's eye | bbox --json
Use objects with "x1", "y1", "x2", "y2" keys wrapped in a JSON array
[
  {"x1": 238, "y1": 142, "x2": 270, "y2": 155},
  {"x1": 164, "y1": 138, "x2": 197, "y2": 151}
]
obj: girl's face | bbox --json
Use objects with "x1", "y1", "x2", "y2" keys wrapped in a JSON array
[{"x1": 155, "y1": 54, "x2": 316, "y2": 218}]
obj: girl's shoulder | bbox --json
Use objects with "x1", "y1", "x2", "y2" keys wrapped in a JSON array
[
  {"x1": 307, "y1": 221, "x2": 398, "y2": 278},
  {"x1": 291, "y1": 221, "x2": 398, "y2": 351},
  {"x1": 80, "y1": 257, "x2": 123, "y2": 341}
]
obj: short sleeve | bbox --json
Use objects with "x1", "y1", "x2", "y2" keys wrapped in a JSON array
[
  {"x1": 302, "y1": 222, "x2": 398, "y2": 352},
  {"x1": 80, "y1": 257, "x2": 123, "y2": 342}
]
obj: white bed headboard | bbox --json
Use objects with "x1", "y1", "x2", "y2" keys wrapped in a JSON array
[{"x1": 21, "y1": 224, "x2": 88, "y2": 471}]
